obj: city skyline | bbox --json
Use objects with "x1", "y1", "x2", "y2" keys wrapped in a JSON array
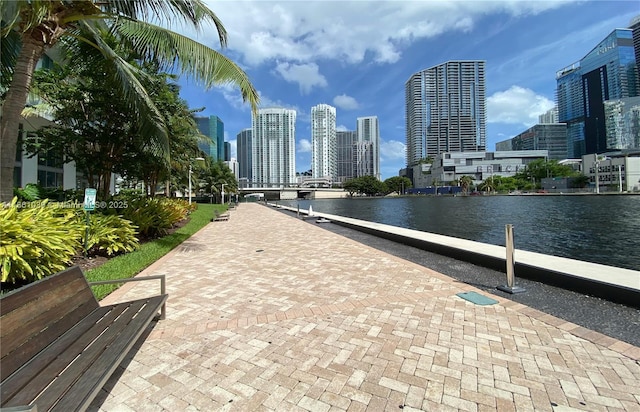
[{"x1": 175, "y1": 1, "x2": 638, "y2": 180}]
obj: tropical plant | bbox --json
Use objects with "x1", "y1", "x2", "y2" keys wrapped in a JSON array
[
  {"x1": 0, "y1": 198, "x2": 83, "y2": 283},
  {"x1": 13, "y1": 183, "x2": 41, "y2": 201},
  {"x1": 121, "y1": 197, "x2": 190, "y2": 238},
  {"x1": 458, "y1": 175, "x2": 474, "y2": 195},
  {"x1": 199, "y1": 160, "x2": 238, "y2": 203},
  {"x1": 478, "y1": 176, "x2": 497, "y2": 193},
  {"x1": 81, "y1": 214, "x2": 139, "y2": 256},
  {"x1": 0, "y1": 0, "x2": 259, "y2": 203}
]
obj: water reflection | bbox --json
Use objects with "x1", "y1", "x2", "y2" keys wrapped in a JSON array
[{"x1": 282, "y1": 195, "x2": 640, "y2": 271}]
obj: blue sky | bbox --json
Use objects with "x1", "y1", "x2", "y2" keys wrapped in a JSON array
[{"x1": 175, "y1": 0, "x2": 639, "y2": 180}]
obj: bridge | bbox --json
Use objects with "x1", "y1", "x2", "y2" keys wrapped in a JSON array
[{"x1": 238, "y1": 187, "x2": 347, "y2": 200}]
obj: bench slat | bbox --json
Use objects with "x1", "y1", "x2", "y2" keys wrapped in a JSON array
[
  {"x1": 1, "y1": 288, "x2": 97, "y2": 361},
  {"x1": 1, "y1": 267, "x2": 97, "y2": 362},
  {"x1": 1, "y1": 304, "x2": 125, "y2": 407},
  {"x1": 0, "y1": 300, "x2": 102, "y2": 382},
  {"x1": 51, "y1": 295, "x2": 168, "y2": 412},
  {"x1": 0, "y1": 267, "x2": 94, "y2": 314}
]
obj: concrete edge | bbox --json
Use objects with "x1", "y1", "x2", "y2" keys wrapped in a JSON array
[{"x1": 272, "y1": 203, "x2": 640, "y2": 308}]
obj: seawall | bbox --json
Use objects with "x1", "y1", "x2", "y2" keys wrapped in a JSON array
[{"x1": 273, "y1": 203, "x2": 640, "y2": 307}]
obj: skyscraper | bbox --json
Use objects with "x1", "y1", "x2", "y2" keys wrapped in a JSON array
[
  {"x1": 311, "y1": 104, "x2": 337, "y2": 180},
  {"x1": 194, "y1": 115, "x2": 224, "y2": 161},
  {"x1": 251, "y1": 108, "x2": 296, "y2": 187},
  {"x1": 236, "y1": 128, "x2": 252, "y2": 183},
  {"x1": 356, "y1": 116, "x2": 380, "y2": 180},
  {"x1": 556, "y1": 28, "x2": 639, "y2": 157},
  {"x1": 405, "y1": 61, "x2": 486, "y2": 167},
  {"x1": 336, "y1": 130, "x2": 357, "y2": 183}
]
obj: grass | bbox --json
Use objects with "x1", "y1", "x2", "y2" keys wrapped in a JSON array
[{"x1": 87, "y1": 203, "x2": 226, "y2": 300}]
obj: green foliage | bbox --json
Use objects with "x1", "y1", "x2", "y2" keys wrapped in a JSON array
[
  {"x1": 458, "y1": 175, "x2": 474, "y2": 194},
  {"x1": 383, "y1": 176, "x2": 412, "y2": 194},
  {"x1": 515, "y1": 159, "x2": 580, "y2": 184},
  {"x1": 120, "y1": 197, "x2": 190, "y2": 238},
  {"x1": 343, "y1": 176, "x2": 387, "y2": 196},
  {"x1": 13, "y1": 183, "x2": 41, "y2": 201},
  {"x1": 0, "y1": 198, "x2": 83, "y2": 283},
  {"x1": 82, "y1": 214, "x2": 139, "y2": 256}
]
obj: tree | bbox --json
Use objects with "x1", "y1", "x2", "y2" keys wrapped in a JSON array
[
  {"x1": 342, "y1": 176, "x2": 387, "y2": 197},
  {"x1": 199, "y1": 160, "x2": 237, "y2": 203},
  {"x1": 458, "y1": 175, "x2": 474, "y2": 195},
  {"x1": 383, "y1": 176, "x2": 412, "y2": 195},
  {"x1": 478, "y1": 176, "x2": 497, "y2": 193},
  {"x1": 0, "y1": 0, "x2": 259, "y2": 202}
]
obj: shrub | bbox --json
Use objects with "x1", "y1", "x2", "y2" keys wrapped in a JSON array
[
  {"x1": 0, "y1": 198, "x2": 83, "y2": 284},
  {"x1": 13, "y1": 183, "x2": 41, "y2": 201},
  {"x1": 81, "y1": 213, "x2": 139, "y2": 256},
  {"x1": 121, "y1": 197, "x2": 190, "y2": 238}
]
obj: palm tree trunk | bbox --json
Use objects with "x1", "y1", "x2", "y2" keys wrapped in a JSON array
[{"x1": 1, "y1": 35, "x2": 45, "y2": 203}]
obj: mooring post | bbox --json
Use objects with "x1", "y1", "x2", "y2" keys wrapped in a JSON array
[{"x1": 497, "y1": 224, "x2": 526, "y2": 294}]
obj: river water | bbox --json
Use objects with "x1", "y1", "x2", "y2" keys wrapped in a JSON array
[{"x1": 280, "y1": 195, "x2": 640, "y2": 271}]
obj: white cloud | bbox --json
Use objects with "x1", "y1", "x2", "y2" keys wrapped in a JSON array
[
  {"x1": 204, "y1": 1, "x2": 571, "y2": 67},
  {"x1": 487, "y1": 86, "x2": 555, "y2": 126},
  {"x1": 333, "y1": 94, "x2": 359, "y2": 110},
  {"x1": 336, "y1": 125, "x2": 349, "y2": 132},
  {"x1": 274, "y1": 62, "x2": 327, "y2": 95},
  {"x1": 216, "y1": 83, "x2": 247, "y2": 110},
  {"x1": 297, "y1": 138, "x2": 312, "y2": 153},
  {"x1": 380, "y1": 140, "x2": 406, "y2": 162}
]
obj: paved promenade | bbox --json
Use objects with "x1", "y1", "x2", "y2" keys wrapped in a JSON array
[{"x1": 94, "y1": 203, "x2": 640, "y2": 412}]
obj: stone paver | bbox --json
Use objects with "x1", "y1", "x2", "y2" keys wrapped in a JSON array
[{"x1": 92, "y1": 204, "x2": 640, "y2": 411}]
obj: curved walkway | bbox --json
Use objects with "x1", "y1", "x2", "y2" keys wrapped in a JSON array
[{"x1": 93, "y1": 203, "x2": 640, "y2": 411}]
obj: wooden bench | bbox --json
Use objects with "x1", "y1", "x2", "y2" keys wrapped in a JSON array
[{"x1": 0, "y1": 266, "x2": 167, "y2": 412}]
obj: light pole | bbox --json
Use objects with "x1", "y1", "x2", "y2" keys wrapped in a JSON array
[
  {"x1": 188, "y1": 157, "x2": 205, "y2": 205},
  {"x1": 221, "y1": 183, "x2": 227, "y2": 205}
]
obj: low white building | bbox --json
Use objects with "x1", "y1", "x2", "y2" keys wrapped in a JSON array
[
  {"x1": 412, "y1": 150, "x2": 548, "y2": 187},
  {"x1": 581, "y1": 152, "x2": 640, "y2": 192}
]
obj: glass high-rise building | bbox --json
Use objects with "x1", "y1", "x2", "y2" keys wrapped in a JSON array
[
  {"x1": 405, "y1": 60, "x2": 486, "y2": 167},
  {"x1": 236, "y1": 128, "x2": 252, "y2": 183},
  {"x1": 556, "y1": 28, "x2": 639, "y2": 157},
  {"x1": 336, "y1": 130, "x2": 356, "y2": 183},
  {"x1": 194, "y1": 115, "x2": 224, "y2": 161},
  {"x1": 251, "y1": 108, "x2": 296, "y2": 187},
  {"x1": 356, "y1": 116, "x2": 380, "y2": 180},
  {"x1": 311, "y1": 104, "x2": 337, "y2": 180}
]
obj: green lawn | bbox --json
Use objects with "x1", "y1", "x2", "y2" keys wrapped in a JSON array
[{"x1": 88, "y1": 203, "x2": 226, "y2": 300}]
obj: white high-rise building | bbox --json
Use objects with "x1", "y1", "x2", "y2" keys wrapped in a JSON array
[
  {"x1": 311, "y1": 104, "x2": 337, "y2": 180},
  {"x1": 251, "y1": 108, "x2": 296, "y2": 188},
  {"x1": 405, "y1": 61, "x2": 486, "y2": 167},
  {"x1": 538, "y1": 106, "x2": 559, "y2": 124},
  {"x1": 356, "y1": 116, "x2": 380, "y2": 179}
]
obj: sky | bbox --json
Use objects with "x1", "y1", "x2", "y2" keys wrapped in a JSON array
[{"x1": 175, "y1": 0, "x2": 639, "y2": 180}]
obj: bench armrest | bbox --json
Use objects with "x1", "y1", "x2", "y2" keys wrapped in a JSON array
[
  {"x1": 0, "y1": 406, "x2": 38, "y2": 412},
  {"x1": 89, "y1": 275, "x2": 166, "y2": 320}
]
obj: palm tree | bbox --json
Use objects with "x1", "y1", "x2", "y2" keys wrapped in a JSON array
[
  {"x1": 478, "y1": 176, "x2": 496, "y2": 193},
  {"x1": 0, "y1": 0, "x2": 259, "y2": 202},
  {"x1": 459, "y1": 175, "x2": 474, "y2": 195}
]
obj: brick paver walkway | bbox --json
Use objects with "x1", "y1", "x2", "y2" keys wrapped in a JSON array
[{"x1": 93, "y1": 203, "x2": 640, "y2": 412}]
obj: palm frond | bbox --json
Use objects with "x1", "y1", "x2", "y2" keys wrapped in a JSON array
[
  {"x1": 76, "y1": 19, "x2": 170, "y2": 160},
  {"x1": 100, "y1": 0, "x2": 226, "y2": 46},
  {"x1": 0, "y1": 1, "x2": 22, "y2": 36},
  {"x1": 113, "y1": 19, "x2": 259, "y2": 113},
  {"x1": 0, "y1": 30, "x2": 20, "y2": 89}
]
